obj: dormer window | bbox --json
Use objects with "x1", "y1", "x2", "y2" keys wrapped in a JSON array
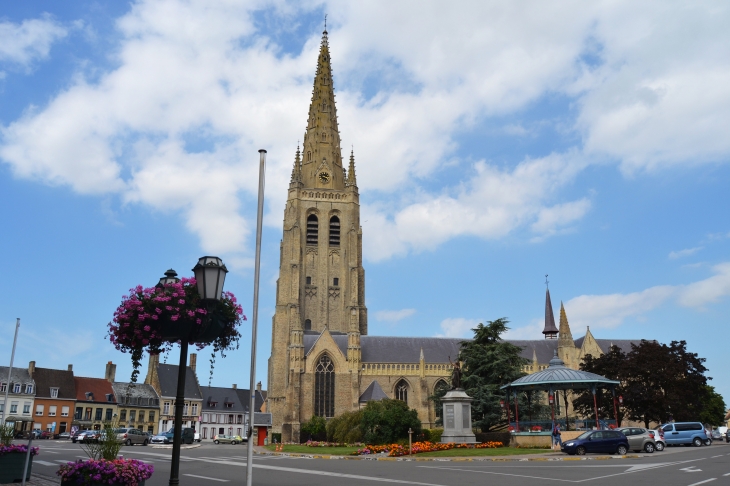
[
  {"x1": 106, "y1": 394, "x2": 113, "y2": 402},
  {"x1": 13, "y1": 383, "x2": 20, "y2": 393},
  {"x1": 25, "y1": 384, "x2": 33, "y2": 394}
]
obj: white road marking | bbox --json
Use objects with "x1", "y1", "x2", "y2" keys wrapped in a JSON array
[
  {"x1": 43, "y1": 450, "x2": 59, "y2": 453},
  {"x1": 723, "y1": 473, "x2": 730, "y2": 477},
  {"x1": 681, "y1": 467, "x2": 702, "y2": 472},
  {"x1": 711, "y1": 455, "x2": 722, "y2": 458},
  {"x1": 183, "y1": 474, "x2": 230, "y2": 482},
  {"x1": 34, "y1": 460, "x2": 58, "y2": 466},
  {"x1": 686, "y1": 480, "x2": 715, "y2": 486}
]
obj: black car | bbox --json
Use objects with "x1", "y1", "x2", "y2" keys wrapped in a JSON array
[{"x1": 561, "y1": 430, "x2": 630, "y2": 456}]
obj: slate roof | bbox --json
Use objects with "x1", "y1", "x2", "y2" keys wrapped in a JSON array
[
  {"x1": 573, "y1": 337, "x2": 646, "y2": 355},
  {"x1": 156, "y1": 364, "x2": 202, "y2": 399},
  {"x1": 200, "y1": 386, "x2": 247, "y2": 413},
  {"x1": 0, "y1": 367, "x2": 34, "y2": 390},
  {"x1": 32, "y1": 367, "x2": 75, "y2": 399},
  {"x1": 233, "y1": 388, "x2": 266, "y2": 413},
  {"x1": 359, "y1": 380, "x2": 388, "y2": 403},
  {"x1": 510, "y1": 339, "x2": 560, "y2": 363},
  {"x1": 503, "y1": 352, "x2": 620, "y2": 390},
  {"x1": 111, "y1": 382, "x2": 160, "y2": 407},
  {"x1": 74, "y1": 377, "x2": 116, "y2": 403}
]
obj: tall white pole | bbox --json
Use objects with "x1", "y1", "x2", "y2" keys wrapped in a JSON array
[
  {"x1": 246, "y1": 149, "x2": 266, "y2": 486},
  {"x1": 2, "y1": 318, "x2": 20, "y2": 425}
]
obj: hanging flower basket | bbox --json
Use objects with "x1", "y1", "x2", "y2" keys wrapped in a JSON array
[
  {"x1": 0, "y1": 444, "x2": 38, "y2": 484},
  {"x1": 108, "y1": 277, "x2": 246, "y2": 382},
  {"x1": 57, "y1": 458, "x2": 153, "y2": 486}
]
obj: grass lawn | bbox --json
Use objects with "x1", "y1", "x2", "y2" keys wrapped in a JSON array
[{"x1": 264, "y1": 444, "x2": 551, "y2": 457}]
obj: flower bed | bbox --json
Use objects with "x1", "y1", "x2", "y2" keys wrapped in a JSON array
[
  {"x1": 0, "y1": 444, "x2": 39, "y2": 456},
  {"x1": 57, "y1": 458, "x2": 153, "y2": 486},
  {"x1": 304, "y1": 440, "x2": 364, "y2": 448},
  {"x1": 353, "y1": 441, "x2": 503, "y2": 457}
]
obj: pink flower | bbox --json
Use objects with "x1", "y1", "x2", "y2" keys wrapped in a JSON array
[
  {"x1": 178, "y1": 299, "x2": 185, "y2": 305},
  {"x1": 144, "y1": 326, "x2": 151, "y2": 331},
  {"x1": 171, "y1": 315, "x2": 179, "y2": 321}
]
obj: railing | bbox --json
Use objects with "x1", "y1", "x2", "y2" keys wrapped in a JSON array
[{"x1": 509, "y1": 419, "x2": 617, "y2": 432}]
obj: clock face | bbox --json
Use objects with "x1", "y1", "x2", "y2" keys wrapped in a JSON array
[{"x1": 319, "y1": 171, "x2": 330, "y2": 183}]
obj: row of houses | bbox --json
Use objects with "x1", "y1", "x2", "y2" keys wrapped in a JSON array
[{"x1": 0, "y1": 354, "x2": 266, "y2": 440}]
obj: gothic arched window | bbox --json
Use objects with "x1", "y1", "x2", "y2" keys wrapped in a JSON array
[
  {"x1": 329, "y1": 216, "x2": 340, "y2": 246},
  {"x1": 322, "y1": 132, "x2": 326, "y2": 141},
  {"x1": 433, "y1": 379, "x2": 449, "y2": 422},
  {"x1": 304, "y1": 319, "x2": 311, "y2": 331},
  {"x1": 314, "y1": 355, "x2": 335, "y2": 417},
  {"x1": 306, "y1": 214, "x2": 318, "y2": 245},
  {"x1": 395, "y1": 380, "x2": 409, "y2": 403}
]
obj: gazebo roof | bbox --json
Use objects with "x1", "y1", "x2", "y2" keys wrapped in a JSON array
[{"x1": 501, "y1": 351, "x2": 619, "y2": 391}]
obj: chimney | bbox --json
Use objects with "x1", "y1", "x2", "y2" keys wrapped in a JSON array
[
  {"x1": 189, "y1": 353, "x2": 197, "y2": 373},
  {"x1": 28, "y1": 361, "x2": 36, "y2": 378},
  {"x1": 145, "y1": 354, "x2": 160, "y2": 385},
  {"x1": 68, "y1": 364, "x2": 73, "y2": 372},
  {"x1": 105, "y1": 361, "x2": 117, "y2": 383},
  {"x1": 256, "y1": 381, "x2": 262, "y2": 392},
  {"x1": 232, "y1": 384, "x2": 237, "y2": 389}
]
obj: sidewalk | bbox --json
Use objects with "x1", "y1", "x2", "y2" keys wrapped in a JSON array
[{"x1": 25, "y1": 473, "x2": 60, "y2": 485}]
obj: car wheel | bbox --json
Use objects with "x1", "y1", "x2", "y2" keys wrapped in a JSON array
[
  {"x1": 644, "y1": 443, "x2": 655, "y2": 453},
  {"x1": 143, "y1": 440, "x2": 148, "y2": 446},
  {"x1": 617, "y1": 445, "x2": 628, "y2": 455},
  {"x1": 693, "y1": 437, "x2": 702, "y2": 447},
  {"x1": 655, "y1": 441, "x2": 665, "y2": 451},
  {"x1": 576, "y1": 446, "x2": 586, "y2": 456},
  {"x1": 214, "y1": 440, "x2": 220, "y2": 444},
  {"x1": 125, "y1": 439, "x2": 132, "y2": 446}
]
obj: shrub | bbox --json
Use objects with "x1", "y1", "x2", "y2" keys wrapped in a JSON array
[
  {"x1": 360, "y1": 399, "x2": 422, "y2": 445},
  {"x1": 474, "y1": 431, "x2": 511, "y2": 446},
  {"x1": 0, "y1": 424, "x2": 14, "y2": 446},
  {"x1": 300, "y1": 416, "x2": 327, "y2": 443},
  {"x1": 427, "y1": 429, "x2": 443, "y2": 443},
  {"x1": 271, "y1": 433, "x2": 282, "y2": 444},
  {"x1": 326, "y1": 410, "x2": 363, "y2": 443}
]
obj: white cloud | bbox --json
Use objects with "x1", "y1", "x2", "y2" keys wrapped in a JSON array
[
  {"x1": 503, "y1": 319, "x2": 544, "y2": 340},
  {"x1": 669, "y1": 247, "x2": 703, "y2": 259},
  {"x1": 374, "y1": 308, "x2": 416, "y2": 323},
  {"x1": 435, "y1": 318, "x2": 480, "y2": 338},
  {"x1": 0, "y1": 15, "x2": 67, "y2": 67},
  {"x1": 564, "y1": 262, "x2": 730, "y2": 330}
]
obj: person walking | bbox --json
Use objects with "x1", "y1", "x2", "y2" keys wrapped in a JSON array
[{"x1": 552, "y1": 423, "x2": 563, "y2": 450}]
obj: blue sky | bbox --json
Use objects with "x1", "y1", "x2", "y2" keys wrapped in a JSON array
[{"x1": 1, "y1": 1, "x2": 729, "y2": 406}]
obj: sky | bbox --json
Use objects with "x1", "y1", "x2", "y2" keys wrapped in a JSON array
[{"x1": 0, "y1": 1, "x2": 728, "y2": 406}]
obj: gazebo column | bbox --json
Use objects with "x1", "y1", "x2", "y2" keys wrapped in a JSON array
[
  {"x1": 612, "y1": 388, "x2": 619, "y2": 427},
  {"x1": 549, "y1": 388, "x2": 555, "y2": 428},
  {"x1": 591, "y1": 386, "x2": 600, "y2": 430},
  {"x1": 563, "y1": 389, "x2": 569, "y2": 430},
  {"x1": 513, "y1": 390, "x2": 520, "y2": 432},
  {"x1": 505, "y1": 390, "x2": 511, "y2": 428}
]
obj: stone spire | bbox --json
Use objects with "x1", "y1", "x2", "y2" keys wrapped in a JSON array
[
  {"x1": 290, "y1": 144, "x2": 303, "y2": 186},
  {"x1": 542, "y1": 287, "x2": 559, "y2": 339},
  {"x1": 346, "y1": 149, "x2": 357, "y2": 187},
  {"x1": 558, "y1": 301, "x2": 574, "y2": 348},
  {"x1": 301, "y1": 28, "x2": 344, "y2": 190}
]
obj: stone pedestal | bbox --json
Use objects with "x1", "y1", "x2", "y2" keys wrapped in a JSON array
[{"x1": 440, "y1": 389, "x2": 477, "y2": 444}]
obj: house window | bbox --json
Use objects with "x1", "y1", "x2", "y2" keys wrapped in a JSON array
[
  {"x1": 306, "y1": 215, "x2": 318, "y2": 245},
  {"x1": 84, "y1": 408, "x2": 92, "y2": 421},
  {"x1": 23, "y1": 403, "x2": 30, "y2": 414},
  {"x1": 149, "y1": 411, "x2": 155, "y2": 423},
  {"x1": 314, "y1": 354, "x2": 335, "y2": 418},
  {"x1": 162, "y1": 420, "x2": 168, "y2": 431},
  {"x1": 106, "y1": 409, "x2": 113, "y2": 421},
  {"x1": 25, "y1": 384, "x2": 34, "y2": 394},
  {"x1": 395, "y1": 380, "x2": 408, "y2": 403},
  {"x1": 139, "y1": 411, "x2": 145, "y2": 422},
  {"x1": 0, "y1": 383, "x2": 5, "y2": 392},
  {"x1": 228, "y1": 414, "x2": 233, "y2": 424},
  {"x1": 191, "y1": 403, "x2": 198, "y2": 415},
  {"x1": 60, "y1": 422, "x2": 67, "y2": 433},
  {"x1": 35, "y1": 404, "x2": 44, "y2": 416},
  {"x1": 49, "y1": 406, "x2": 57, "y2": 417},
  {"x1": 75, "y1": 408, "x2": 82, "y2": 420},
  {"x1": 61, "y1": 406, "x2": 69, "y2": 417},
  {"x1": 10, "y1": 402, "x2": 18, "y2": 414},
  {"x1": 50, "y1": 388, "x2": 59, "y2": 398},
  {"x1": 13, "y1": 384, "x2": 20, "y2": 393},
  {"x1": 329, "y1": 216, "x2": 340, "y2": 246},
  {"x1": 129, "y1": 410, "x2": 136, "y2": 422},
  {"x1": 237, "y1": 415, "x2": 243, "y2": 424},
  {"x1": 163, "y1": 402, "x2": 170, "y2": 415},
  {"x1": 95, "y1": 408, "x2": 103, "y2": 421},
  {"x1": 202, "y1": 413, "x2": 208, "y2": 422},
  {"x1": 184, "y1": 403, "x2": 189, "y2": 416},
  {"x1": 203, "y1": 428, "x2": 207, "y2": 439},
  {"x1": 120, "y1": 410, "x2": 127, "y2": 421}
]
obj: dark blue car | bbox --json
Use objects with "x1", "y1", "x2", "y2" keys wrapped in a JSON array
[{"x1": 561, "y1": 430, "x2": 629, "y2": 455}]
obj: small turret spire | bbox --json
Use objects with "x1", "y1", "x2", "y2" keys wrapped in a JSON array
[
  {"x1": 290, "y1": 143, "x2": 302, "y2": 185},
  {"x1": 542, "y1": 276, "x2": 559, "y2": 339},
  {"x1": 346, "y1": 148, "x2": 357, "y2": 187},
  {"x1": 558, "y1": 301, "x2": 574, "y2": 347}
]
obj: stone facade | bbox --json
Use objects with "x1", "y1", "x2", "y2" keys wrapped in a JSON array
[{"x1": 267, "y1": 30, "x2": 641, "y2": 443}]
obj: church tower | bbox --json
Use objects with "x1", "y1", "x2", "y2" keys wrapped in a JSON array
[{"x1": 268, "y1": 28, "x2": 367, "y2": 442}]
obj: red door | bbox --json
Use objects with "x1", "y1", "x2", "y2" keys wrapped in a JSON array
[{"x1": 257, "y1": 427, "x2": 267, "y2": 446}]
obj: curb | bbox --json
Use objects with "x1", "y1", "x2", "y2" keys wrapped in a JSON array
[
  {"x1": 150, "y1": 443, "x2": 202, "y2": 450},
  {"x1": 253, "y1": 449, "x2": 643, "y2": 462}
]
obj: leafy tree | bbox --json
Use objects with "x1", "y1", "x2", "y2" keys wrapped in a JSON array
[
  {"x1": 428, "y1": 380, "x2": 451, "y2": 426},
  {"x1": 300, "y1": 415, "x2": 327, "y2": 442},
  {"x1": 326, "y1": 410, "x2": 363, "y2": 443},
  {"x1": 572, "y1": 345, "x2": 627, "y2": 424},
  {"x1": 360, "y1": 399, "x2": 421, "y2": 445},
  {"x1": 698, "y1": 385, "x2": 726, "y2": 426},
  {"x1": 459, "y1": 318, "x2": 528, "y2": 431}
]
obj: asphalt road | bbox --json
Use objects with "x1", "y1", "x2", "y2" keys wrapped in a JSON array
[{"x1": 26, "y1": 440, "x2": 730, "y2": 486}]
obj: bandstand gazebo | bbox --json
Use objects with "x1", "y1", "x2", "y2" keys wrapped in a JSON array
[{"x1": 501, "y1": 351, "x2": 621, "y2": 436}]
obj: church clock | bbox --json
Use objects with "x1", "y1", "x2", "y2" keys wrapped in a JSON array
[{"x1": 318, "y1": 171, "x2": 330, "y2": 183}]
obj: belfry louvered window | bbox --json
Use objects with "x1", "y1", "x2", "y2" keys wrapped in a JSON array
[
  {"x1": 329, "y1": 216, "x2": 340, "y2": 246},
  {"x1": 395, "y1": 380, "x2": 408, "y2": 403},
  {"x1": 306, "y1": 215, "x2": 318, "y2": 245},
  {"x1": 314, "y1": 355, "x2": 335, "y2": 417}
]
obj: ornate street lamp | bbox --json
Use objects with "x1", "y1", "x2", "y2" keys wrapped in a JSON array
[
  {"x1": 193, "y1": 257, "x2": 228, "y2": 301},
  {"x1": 157, "y1": 269, "x2": 180, "y2": 287}
]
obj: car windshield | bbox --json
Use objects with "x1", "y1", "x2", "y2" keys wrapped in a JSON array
[{"x1": 576, "y1": 431, "x2": 593, "y2": 440}]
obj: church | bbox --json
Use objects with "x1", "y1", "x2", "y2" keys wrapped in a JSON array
[{"x1": 266, "y1": 29, "x2": 640, "y2": 443}]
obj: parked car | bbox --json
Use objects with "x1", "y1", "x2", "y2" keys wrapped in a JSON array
[
  {"x1": 213, "y1": 434, "x2": 244, "y2": 445},
  {"x1": 115, "y1": 428, "x2": 149, "y2": 446},
  {"x1": 150, "y1": 432, "x2": 174, "y2": 444},
  {"x1": 72, "y1": 430, "x2": 90, "y2": 443},
  {"x1": 710, "y1": 429, "x2": 722, "y2": 441},
  {"x1": 660, "y1": 422, "x2": 708, "y2": 447},
  {"x1": 77, "y1": 430, "x2": 101, "y2": 443},
  {"x1": 561, "y1": 430, "x2": 629, "y2": 456},
  {"x1": 151, "y1": 428, "x2": 195, "y2": 445},
  {"x1": 726, "y1": 430, "x2": 730, "y2": 443},
  {"x1": 58, "y1": 432, "x2": 72, "y2": 440},
  {"x1": 618, "y1": 427, "x2": 656, "y2": 453},
  {"x1": 649, "y1": 429, "x2": 666, "y2": 451}
]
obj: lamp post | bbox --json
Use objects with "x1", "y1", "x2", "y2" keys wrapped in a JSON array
[
  {"x1": 408, "y1": 428, "x2": 413, "y2": 456},
  {"x1": 549, "y1": 391, "x2": 555, "y2": 429},
  {"x1": 167, "y1": 257, "x2": 228, "y2": 486}
]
